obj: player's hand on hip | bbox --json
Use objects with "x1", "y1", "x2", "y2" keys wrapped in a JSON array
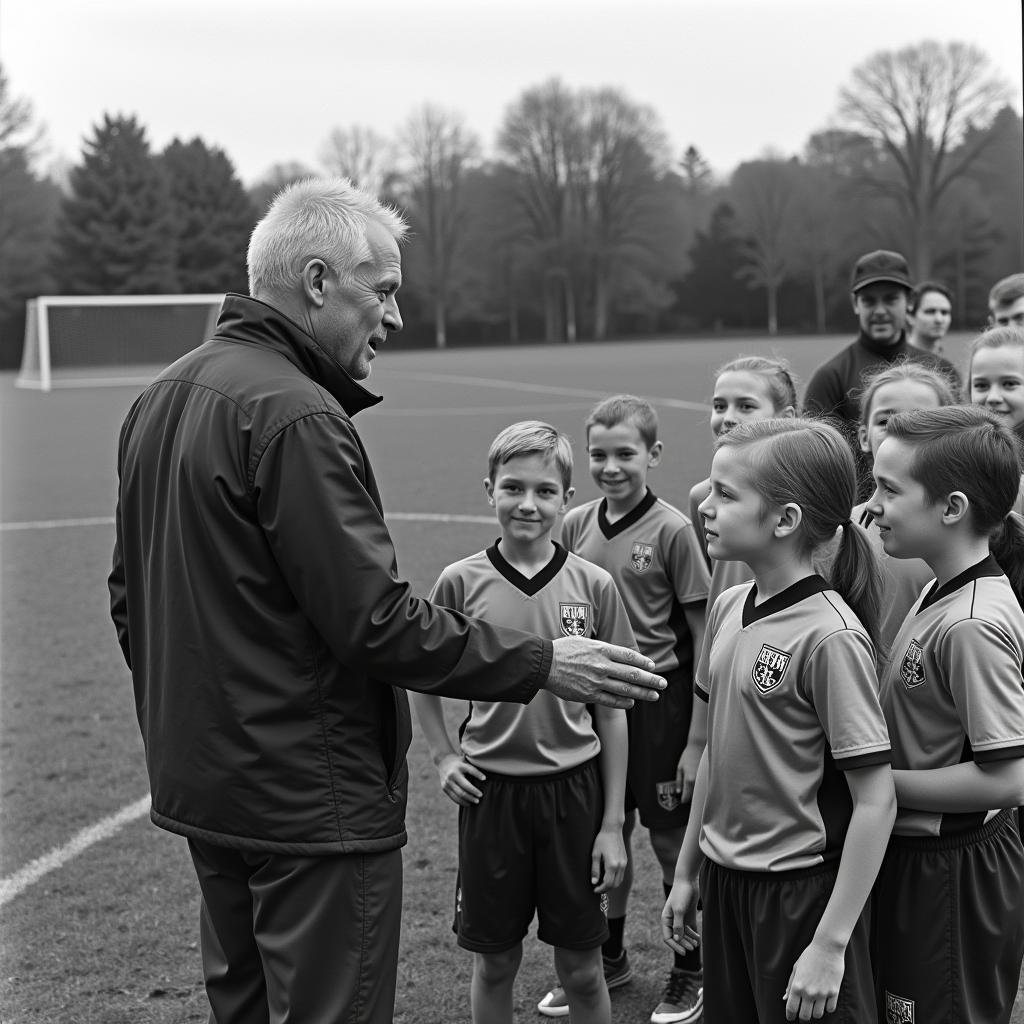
[
  {"x1": 437, "y1": 754, "x2": 486, "y2": 807},
  {"x1": 546, "y1": 637, "x2": 665, "y2": 709}
]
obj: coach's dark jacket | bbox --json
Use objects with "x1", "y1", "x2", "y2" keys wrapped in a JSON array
[{"x1": 109, "y1": 293, "x2": 550, "y2": 854}]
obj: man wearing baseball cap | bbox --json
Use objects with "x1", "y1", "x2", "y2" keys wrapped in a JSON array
[{"x1": 803, "y1": 250, "x2": 960, "y2": 432}]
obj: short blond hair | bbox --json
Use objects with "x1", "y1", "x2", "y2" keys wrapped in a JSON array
[
  {"x1": 487, "y1": 421, "x2": 573, "y2": 491},
  {"x1": 247, "y1": 177, "x2": 407, "y2": 296}
]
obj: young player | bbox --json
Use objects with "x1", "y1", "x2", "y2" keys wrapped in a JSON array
[
  {"x1": 906, "y1": 281, "x2": 953, "y2": 355},
  {"x1": 852, "y1": 363, "x2": 958, "y2": 654},
  {"x1": 688, "y1": 356, "x2": 797, "y2": 608},
  {"x1": 988, "y1": 273, "x2": 1024, "y2": 328},
  {"x1": 663, "y1": 418, "x2": 896, "y2": 1024},
  {"x1": 866, "y1": 406, "x2": 1024, "y2": 1024},
  {"x1": 537, "y1": 395, "x2": 709, "y2": 1023},
  {"x1": 967, "y1": 326, "x2": 1024, "y2": 513},
  {"x1": 411, "y1": 421, "x2": 635, "y2": 1024}
]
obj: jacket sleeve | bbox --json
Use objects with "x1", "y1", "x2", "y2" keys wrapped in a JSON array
[
  {"x1": 108, "y1": 421, "x2": 132, "y2": 669},
  {"x1": 802, "y1": 364, "x2": 840, "y2": 418},
  {"x1": 252, "y1": 411, "x2": 550, "y2": 704}
]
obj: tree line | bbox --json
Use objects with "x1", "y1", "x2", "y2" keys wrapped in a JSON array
[{"x1": 1, "y1": 40, "x2": 1021, "y2": 367}]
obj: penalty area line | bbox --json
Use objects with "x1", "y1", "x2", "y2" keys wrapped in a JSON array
[{"x1": 0, "y1": 794, "x2": 151, "y2": 909}]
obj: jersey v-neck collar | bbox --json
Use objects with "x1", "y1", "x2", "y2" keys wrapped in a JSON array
[
  {"x1": 486, "y1": 540, "x2": 569, "y2": 596},
  {"x1": 918, "y1": 554, "x2": 1002, "y2": 612},
  {"x1": 742, "y1": 574, "x2": 831, "y2": 628},
  {"x1": 597, "y1": 488, "x2": 658, "y2": 539}
]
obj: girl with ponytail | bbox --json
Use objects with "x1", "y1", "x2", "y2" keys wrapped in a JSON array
[
  {"x1": 662, "y1": 418, "x2": 895, "y2": 1023},
  {"x1": 867, "y1": 404, "x2": 1024, "y2": 1024}
]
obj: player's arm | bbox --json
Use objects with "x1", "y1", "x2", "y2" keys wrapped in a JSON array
[
  {"x1": 409, "y1": 692, "x2": 486, "y2": 807},
  {"x1": 677, "y1": 600, "x2": 708, "y2": 802},
  {"x1": 591, "y1": 704, "x2": 628, "y2": 892},
  {"x1": 784, "y1": 762, "x2": 895, "y2": 1022},
  {"x1": 893, "y1": 757, "x2": 1024, "y2": 812},
  {"x1": 662, "y1": 743, "x2": 707, "y2": 955}
]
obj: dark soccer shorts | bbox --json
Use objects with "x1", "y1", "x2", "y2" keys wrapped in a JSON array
[
  {"x1": 873, "y1": 808, "x2": 1024, "y2": 1024},
  {"x1": 700, "y1": 857, "x2": 876, "y2": 1024},
  {"x1": 452, "y1": 757, "x2": 609, "y2": 954},
  {"x1": 625, "y1": 666, "x2": 693, "y2": 830}
]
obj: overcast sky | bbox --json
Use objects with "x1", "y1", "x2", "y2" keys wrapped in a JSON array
[{"x1": 2, "y1": 0, "x2": 1022, "y2": 186}]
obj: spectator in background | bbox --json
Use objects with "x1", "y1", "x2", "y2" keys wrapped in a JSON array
[
  {"x1": 906, "y1": 280, "x2": 953, "y2": 357},
  {"x1": 989, "y1": 273, "x2": 1024, "y2": 328},
  {"x1": 803, "y1": 250, "x2": 960, "y2": 443}
]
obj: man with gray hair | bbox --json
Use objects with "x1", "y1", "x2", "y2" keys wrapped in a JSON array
[{"x1": 109, "y1": 177, "x2": 664, "y2": 1024}]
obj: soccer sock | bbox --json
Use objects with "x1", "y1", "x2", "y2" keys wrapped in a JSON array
[
  {"x1": 602, "y1": 915, "x2": 626, "y2": 960},
  {"x1": 664, "y1": 881, "x2": 701, "y2": 973}
]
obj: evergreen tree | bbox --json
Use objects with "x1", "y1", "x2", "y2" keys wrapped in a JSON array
[
  {"x1": 162, "y1": 137, "x2": 257, "y2": 293},
  {"x1": 55, "y1": 113, "x2": 178, "y2": 294}
]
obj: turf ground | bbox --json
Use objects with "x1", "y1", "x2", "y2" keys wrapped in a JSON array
[{"x1": 2, "y1": 330, "x2": 1020, "y2": 1022}]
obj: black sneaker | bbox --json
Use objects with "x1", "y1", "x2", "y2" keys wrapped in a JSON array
[
  {"x1": 536, "y1": 949, "x2": 633, "y2": 1017},
  {"x1": 650, "y1": 967, "x2": 703, "y2": 1023}
]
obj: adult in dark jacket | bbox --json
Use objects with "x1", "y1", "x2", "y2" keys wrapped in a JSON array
[
  {"x1": 803, "y1": 250, "x2": 961, "y2": 431},
  {"x1": 108, "y1": 178, "x2": 664, "y2": 1024}
]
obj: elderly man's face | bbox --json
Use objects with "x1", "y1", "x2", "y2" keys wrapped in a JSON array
[{"x1": 316, "y1": 220, "x2": 403, "y2": 380}]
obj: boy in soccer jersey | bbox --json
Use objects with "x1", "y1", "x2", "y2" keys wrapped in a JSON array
[
  {"x1": 411, "y1": 420, "x2": 635, "y2": 1024},
  {"x1": 538, "y1": 395, "x2": 710, "y2": 1024}
]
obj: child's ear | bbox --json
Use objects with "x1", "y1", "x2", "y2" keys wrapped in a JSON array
[
  {"x1": 561, "y1": 486, "x2": 576, "y2": 512},
  {"x1": 774, "y1": 502, "x2": 803, "y2": 539},
  {"x1": 648, "y1": 440, "x2": 664, "y2": 466},
  {"x1": 780, "y1": 405, "x2": 796, "y2": 420},
  {"x1": 857, "y1": 424, "x2": 871, "y2": 454},
  {"x1": 941, "y1": 491, "x2": 970, "y2": 525},
  {"x1": 483, "y1": 478, "x2": 495, "y2": 506}
]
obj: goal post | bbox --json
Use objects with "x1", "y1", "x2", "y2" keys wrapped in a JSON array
[{"x1": 16, "y1": 294, "x2": 226, "y2": 391}]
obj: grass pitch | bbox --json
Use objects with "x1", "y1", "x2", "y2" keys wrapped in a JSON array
[{"x1": 3, "y1": 331, "x2": 1019, "y2": 1022}]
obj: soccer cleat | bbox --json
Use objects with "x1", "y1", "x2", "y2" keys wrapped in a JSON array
[
  {"x1": 650, "y1": 967, "x2": 703, "y2": 1023},
  {"x1": 536, "y1": 949, "x2": 633, "y2": 1017}
]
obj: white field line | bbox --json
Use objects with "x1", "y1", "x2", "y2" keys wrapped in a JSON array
[
  {"x1": 0, "y1": 512, "x2": 495, "y2": 532},
  {"x1": 0, "y1": 795, "x2": 151, "y2": 909},
  {"x1": 387, "y1": 370, "x2": 712, "y2": 412}
]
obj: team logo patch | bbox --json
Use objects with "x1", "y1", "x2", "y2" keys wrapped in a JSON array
[
  {"x1": 656, "y1": 781, "x2": 681, "y2": 811},
  {"x1": 630, "y1": 542, "x2": 655, "y2": 572},
  {"x1": 559, "y1": 603, "x2": 591, "y2": 636},
  {"x1": 751, "y1": 644, "x2": 791, "y2": 694},
  {"x1": 885, "y1": 991, "x2": 915, "y2": 1023},
  {"x1": 900, "y1": 639, "x2": 926, "y2": 689}
]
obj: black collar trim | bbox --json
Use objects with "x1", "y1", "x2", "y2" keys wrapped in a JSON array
[
  {"x1": 597, "y1": 489, "x2": 658, "y2": 539},
  {"x1": 919, "y1": 555, "x2": 1002, "y2": 612},
  {"x1": 486, "y1": 540, "x2": 569, "y2": 596},
  {"x1": 742, "y1": 574, "x2": 831, "y2": 627}
]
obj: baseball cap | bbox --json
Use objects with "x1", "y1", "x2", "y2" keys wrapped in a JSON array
[{"x1": 850, "y1": 250, "x2": 913, "y2": 293}]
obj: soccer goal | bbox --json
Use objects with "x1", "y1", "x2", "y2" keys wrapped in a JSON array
[{"x1": 16, "y1": 294, "x2": 225, "y2": 391}]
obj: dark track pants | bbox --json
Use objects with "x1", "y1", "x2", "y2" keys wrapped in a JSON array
[{"x1": 188, "y1": 839, "x2": 403, "y2": 1024}]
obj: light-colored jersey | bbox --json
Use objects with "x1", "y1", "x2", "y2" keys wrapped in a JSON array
[
  {"x1": 560, "y1": 490, "x2": 709, "y2": 673},
  {"x1": 881, "y1": 556, "x2": 1024, "y2": 837},
  {"x1": 430, "y1": 541, "x2": 636, "y2": 775},
  {"x1": 696, "y1": 576, "x2": 890, "y2": 872}
]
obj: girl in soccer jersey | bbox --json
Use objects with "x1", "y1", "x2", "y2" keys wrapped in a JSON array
[
  {"x1": 867, "y1": 405, "x2": 1024, "y2": 1024},
  {"x1": 663, "y1": 418, "x2": 896, "y2": 1023},
  {"x1": 968, "y1": 325, "x2": 1024, "y2": 514},
  {"x1": 851, "y1": 363, "x2": 958, "y2": 655}
]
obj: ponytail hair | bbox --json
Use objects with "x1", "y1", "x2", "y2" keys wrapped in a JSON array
[
  {"x1": 718, "y1": 418, "x2": 883, "y2": 651},
  {"x1": 885, "y1": 405, "x2": 1024, "y2": 606}
]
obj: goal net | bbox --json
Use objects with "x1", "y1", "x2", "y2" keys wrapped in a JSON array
[{"x1": 16, "y1": 294, "x2": 225, "y2": 391}]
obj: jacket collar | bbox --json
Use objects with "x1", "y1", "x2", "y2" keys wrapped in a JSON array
[
  {"x1": 214, "y1": 293, "x2": 383, "y2": 417},
  {"x1": 855, "y1": 329, "x2": 909, "y2": 361}
]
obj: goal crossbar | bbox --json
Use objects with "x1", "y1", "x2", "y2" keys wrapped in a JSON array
[{"x1": 17, "y1": 294, "x2": 225, "y2": 392}]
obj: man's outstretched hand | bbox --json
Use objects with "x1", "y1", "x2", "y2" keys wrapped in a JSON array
[{"x1": 545, "y1": 637, "x2": 665, "y2": 709}]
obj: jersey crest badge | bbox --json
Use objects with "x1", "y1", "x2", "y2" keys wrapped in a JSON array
[
  {"x1": 630, "y1": 542, "x2": 654, "y2": 572},
  {"x1": 885, "y1": 991, "x2": 915, "y2": 1023},
  {"x1": 751, "y1": 644, "x2": 791, "y2": 694},
  {"x1": 900, "y1": 639, "x2": 925, "y2": 689},
  {"x1": 560, "y1": 603, "x2": 591, "y2": 637},
  {"x1": 656, "y1": 781, "x2": 681, "y2": 811}
]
